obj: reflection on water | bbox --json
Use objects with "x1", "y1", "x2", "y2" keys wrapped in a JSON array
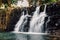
[{"x1": 0, "y1": 33, "x2": 49, "y2": 40}]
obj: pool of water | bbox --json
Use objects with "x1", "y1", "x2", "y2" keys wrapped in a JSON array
[{"x1": 0, "y1": 32, "x2": 50, "y2": 40}]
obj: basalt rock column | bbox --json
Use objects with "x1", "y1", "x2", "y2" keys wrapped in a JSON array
[{"x1": 0, "y1": 10, "x2": 6, "y2": 31}]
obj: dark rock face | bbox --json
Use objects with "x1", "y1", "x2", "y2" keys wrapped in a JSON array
[
  {"x1": 46, "y1": 16, "x2": 60, "y2": 32},
  {"x1": 45, "y1": 3, "x2": 60, "y2": 34},
  {"x1": 46, "y1": 3, "x2": 60, "y2": 16},
  {"x1": 6, "y1": 8, "x2": 22, "y2": 32}
]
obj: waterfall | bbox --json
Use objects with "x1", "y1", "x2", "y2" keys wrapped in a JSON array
[
  {"x1": 29, "y1": 4, "x2": 47, "y2": 33},
  {"x1": 29, "y1": 6, "x2": 40, "y2": 32},
  {"x1": 14, "y1": 10, "x2": 31, "y2": 32},
  {"x1": 13, "y1": 4, "x2": 47, "y2": 33},
  {"x1": 45, "y1": 16, "x2": 50, "y2": 33},
  {"x1": 14, "y1": 11, "x2": 25, "y2": 32}
]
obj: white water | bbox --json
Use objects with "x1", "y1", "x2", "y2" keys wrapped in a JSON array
[
  {"x1": 45, "y1": 16, "x2": 50, "y2": 33},
  {"x1": 14, "y1": 11, "x2": 25, "y2": 32},
  {"x1": 29, "y1": 4, "x2": 47, "y2": 32},
  {"x1": 13, "y1": 4, "x2": 47, "y2": 33},
  {"x1": 29, "y1": 6, "x2": 40, "y2": 32},
  {"x1": 14, "y1": 11, "x2": 31, "y2": 32}
]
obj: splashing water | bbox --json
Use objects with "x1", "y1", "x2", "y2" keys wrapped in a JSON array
[{"x1": 29, "y1": 4, "x2": 47, "y2": 33}]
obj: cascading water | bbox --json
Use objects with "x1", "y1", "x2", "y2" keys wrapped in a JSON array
[
  {"x1": 14, "y1": 10, "x2": 31, "y2": 32},
  {"x1": 45, "y1": 16, "x2": 50, "y2": 33},
  {"x1": 14, "y1": 11, "x2": 25, "y2": 32},
  {"x1": 13, "y1": 5, "x2": 47, "y2": 40},
  {"x1": 29, "y1": 4, "x2": 47, "y2": 33},
  {"x1": 29, "y1": 6, "x2": 40, "y2": 32},
  {"x1": 13, "y1": 3, "x2": 47, "y2": 33}
]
